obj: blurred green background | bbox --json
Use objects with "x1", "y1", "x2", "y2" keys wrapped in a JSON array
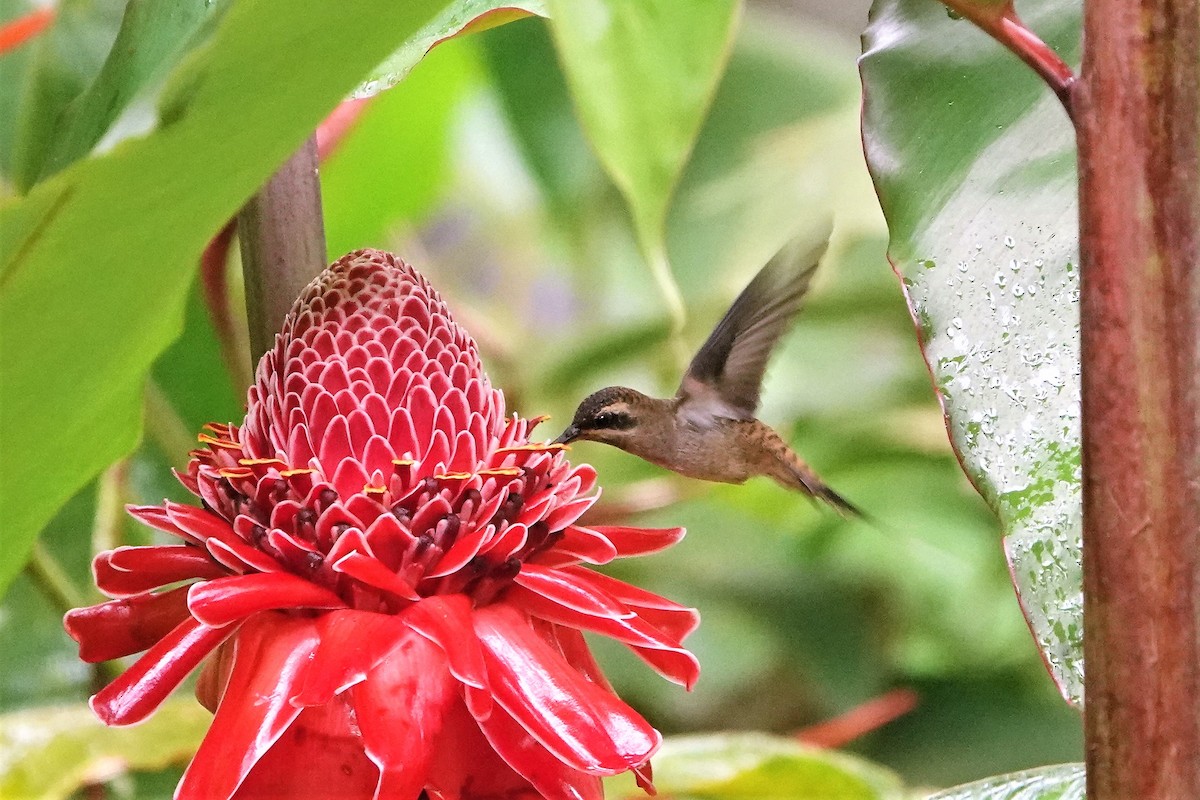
[{"x1": 0, "y1": 1, "x2": 1082, "y2": 795}]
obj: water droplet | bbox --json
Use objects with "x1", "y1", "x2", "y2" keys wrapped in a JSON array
[
  {"x1": 1004, "y1": 236, "x2": 1016, "y2": 249},
  {"x1": 995, "y1": 272, "x2": 1008, "y2": 288},
  {"x1": 946, "y1": 8, "x2": 963, "y2": 19}
]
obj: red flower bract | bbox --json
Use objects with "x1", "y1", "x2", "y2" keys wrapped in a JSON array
[{"x1": 65, "y1": 250, "x2": 699, "y2": 800}]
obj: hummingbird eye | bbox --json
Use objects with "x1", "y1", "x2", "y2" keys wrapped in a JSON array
[{"x1": 593, "y1": 411, "x2": 618, "y2": 428}]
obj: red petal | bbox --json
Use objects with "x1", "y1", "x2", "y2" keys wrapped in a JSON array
[
  {"x1": 404, "y1": 595, "x2": 487, "y2": 690},
  {"x1": 94, "y1": 545, "x2": 227, "y2": 597},
  {"x1": 507, "y1": 571, "x2": 699, "y2": 690},
  {"x1": 472, "y1": 605, "x2": 661, "y2": 773},
  {"x1": 472, "y1": 697, "x2": 605, "y2": 800},
  {"x1": 514, "y1": 564, "x2": 635, "y2": 620},
  {"x1": 590, "y1": 525, "x2": 686, "y2": 557},
  {"x1": 542, "y1": 497, "x2": 596, "y2": 531},
  {"x1": 64, "y1": 586, "x2": 192, "y2": 662},
  {"x1": 232, "y1": 699, "x2": 378, "y2": 800},
  {"x1": 127, "y1": 503, "x2": 229, "y2": 545},
  {"x1": 290, "y1": 610, "x2": 412, "y2": 706},
  {"x1": 188, "y1": 574, "x2": 346, "y2": 627},
  {"x1": 569, "y1": 567, "x2": 700, "y2": 641},
  {"x1": 538, "y1": 525, "x2": 619, "y2": 567},
  {"x1": 206, "y1": 534, "x2": 283, "y2": 573},
  {"x1": 351, "y1": 632, "x2": 458, "y2": 800},
  {"x1": 90, "y1": 615, "x2": 233, "y2": 725},
  {"x1": 176, "y1": 614, "x2": 319, "y2": 800},
  {"x1": 331, "y1": 551, "x2": 419, "y2": 600}
]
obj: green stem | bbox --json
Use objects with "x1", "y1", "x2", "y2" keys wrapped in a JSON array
[
  {"x1": 143, "y1": 379, "x2": 196, "y2": 468},
  {"x1": 643, "y1": 239, "x2": 688, "y2": 372},
  {"x1": 25, "y1": 541, "x2": 85, "y2": 613},
  {"x1": 90, "y1": 461, "x2": 128, "y2": 558}
]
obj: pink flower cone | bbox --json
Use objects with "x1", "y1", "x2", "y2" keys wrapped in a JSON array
[{"x1": 65, "y1": 250, "x2": 699, "y2": 800}]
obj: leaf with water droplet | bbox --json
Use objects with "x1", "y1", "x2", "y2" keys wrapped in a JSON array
[
  {"x1": 927, "y1": 763, "x2": 1085, "y2": 800},
  {"x1": 861, "y1": 0, "x2": 1084, "y2": 705}
]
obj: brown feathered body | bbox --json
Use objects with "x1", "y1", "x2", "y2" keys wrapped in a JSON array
[{"x1": 555, "y1": 233, "x2": 860, "y2": 516}]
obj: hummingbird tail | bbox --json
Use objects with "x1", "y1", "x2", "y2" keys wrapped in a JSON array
[{"x1": 777, "y1": 459, "x2": 864, "y2": 518}]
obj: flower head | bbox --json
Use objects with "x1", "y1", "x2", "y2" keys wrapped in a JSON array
[{"x1": 65, "y1": 250, "x2": 699, "y2": 800}]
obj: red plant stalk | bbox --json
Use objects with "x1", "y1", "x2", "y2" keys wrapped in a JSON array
[
  {"x1": 938, "y1": 0, "x2": 1077, "y2": 119},
  {"x1": 64, "y1": 251, "x2": 697, "y2": 799},
  {"x1": 1077, "y1": 0, "x2": 1200, "y2": 797},
  {"x1": 0, "y1": 7, "x2": 54, "y2": 54}
]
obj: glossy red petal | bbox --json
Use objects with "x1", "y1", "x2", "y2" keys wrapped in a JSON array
[
  {"x1": 94, "y1": 545, "x2": 227, "y2": 598},
  {"x1": 403, "y1": 595, "x2": 487, "y2": 690},
  {"x1": 187, "y1": 574, "x2": 346, "y2": 627},
  {"x1": 537, "y1": 525, "x2": 619, "y2": 567},
  {"x1": 565, "y1": 567, "x2": 700, "y2": 641},
  {"x1": 331, "y1": 551, "x2": 419, "y2": 601},
  {"x1": 65, "y1": 586, "x2": 192, "y2": 662},
  {"x1": 472, "y1": 605, "x2": 661, "y2": 773},
  {"x1": 588, "y1": 525, "x2": 686, "y2": 557},
  {"x1": 233, "y1": 699, "x2": 378, "y2": 800},
  {"x1": 176, "y1": 614, "x2": 319, "y2": 800},
  {"x1": 506, "y1": 577, "x2": 699, "y2": 690},
  {"x1": 290, "y1": 610, "x2": 412, "y2": 706},
  {"x1": 514, "y1": 564, "x2": 635, "y2": 620},
  {"x1": 351, "y1": 632, "x2": 457, "y2": 800},
  {"x1": 473, "y1": 696, "x2": 605, "y2": 800},
  {"x1": 90, "y1": 615, "x2": 233, "y2": 725}
]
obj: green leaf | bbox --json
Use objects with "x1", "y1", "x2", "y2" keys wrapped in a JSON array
[
  {"x1": 859, "y1": 0, "x2": 1083, "y2": 703},
  {"x1": 928, "y1": 763, "x2": 1085, "y2": 800},
  {"x1": 546, "y1": 0, "x2": 741, "y2": 325},
  {"x1": 36, "y1": 0, "x2": 218, "y2": 182},
  {"x1": 355, "y1": 0, "x2": 547, "y2": 98},
  {"x1": 604, "y1": 733, "x2": 906, "y2": 800},
  {"x1": 5, "y1": 0, "x2": 126, "y2": 191},
  {"x1": 0, "y1": 699, "x2": 208, "y2": 799},
  {"x1": 0, "y1": 0, "x2": 449, "y2": 597}
]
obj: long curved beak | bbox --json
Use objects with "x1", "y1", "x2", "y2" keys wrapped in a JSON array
[{"x1": 552, "y1": 425, "x2": 580, "y2": 445}]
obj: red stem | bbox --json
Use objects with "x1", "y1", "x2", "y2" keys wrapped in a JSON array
[
  {"x1": 794, "y1": 688, "x2": 919, "y2": 749},
  {"x1": 0, "y1": 7, "x2": 54, "y2": 54},
  {"x1": 940, "y1": 1, "x2": 1077, "y2": 121},
  {"x1": 1077, "y1": 0, "x2": 1200, "y2": 796},
  {"x1": 199, "y1": 222, "x2": 252, "y2": 391}
]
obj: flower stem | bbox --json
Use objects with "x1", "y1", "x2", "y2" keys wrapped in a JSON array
[
  {"x1": 25, "y1": 541, "x2": 85, "y2": 614},
  {"x1": 1077, "y1": 0, "x2": 1200, "y2": 795},
  {"x1": 939, "y1": 0, "x2": 1077, "y2": 122},
  {"x1": 238, "y1": 135, "x2": 327, "y2": 364},
  {"x1": 90, "y1": 462, "x2": 129, "y2": 560},
  {"x1": 143, "y1": 379, "x2": 196, "y2": 468}
]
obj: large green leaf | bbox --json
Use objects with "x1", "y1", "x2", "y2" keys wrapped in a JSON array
[
  {"x1": 356, "y1": 0, "x2": 547, "y2": 98},
  {"x1": 4, "y1": 0, "x2": 126, "y2": 191},
  {"x1": 0, "y1": 0, "x2": 453, "y2": 596},
  {"x1": 546, "y1": 0, "x2": 741, "y2": 325},
  {"x1": 928, "y1": 763, "x2": 1085, "y2": 800},
  {"x1": 0, "y1": 699, "x2": 207, "y2": 799},
  {"x1": 35, "y1": 0, "x2": 218, "y2": 182},
  {"x1": 605, "y1": 733, "x2": 906, "y2": 800},
  {"x1": 859, "y1": 0, "x2": 1083, "y2": 704}
]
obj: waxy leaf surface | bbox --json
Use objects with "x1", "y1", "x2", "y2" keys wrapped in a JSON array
[
  {"x1": 860, "y1": 0, "x2": 1083, "y2": 703},
  {"x1": 605, "y1": 733, "x2": 905, "y2": 799},
  {"x1": 928, "y1": 763, "x2": 1085, "y2": 800}
]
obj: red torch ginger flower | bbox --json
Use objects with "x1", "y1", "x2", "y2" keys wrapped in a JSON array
[{"x1": 64, "y1": 250, "x2": 699, "y2": 800}]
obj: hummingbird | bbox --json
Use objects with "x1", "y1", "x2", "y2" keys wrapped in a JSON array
[{"x1": 553, "y1": 237, "x2": 861, "y2": 516}]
